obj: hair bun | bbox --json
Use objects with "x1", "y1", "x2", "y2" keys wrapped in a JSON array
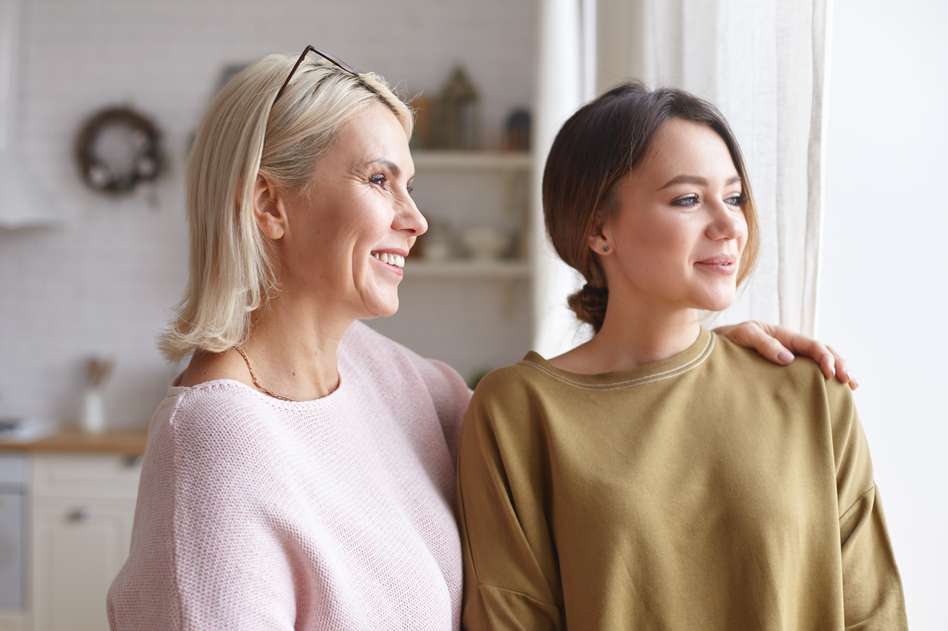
[{"x1": 567, "y1": 283, "x2": 609, "y2": 331}]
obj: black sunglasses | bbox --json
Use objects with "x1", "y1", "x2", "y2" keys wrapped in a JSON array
[{"x1": 273, "y1": 45, "x2": 359, "y2": 103}]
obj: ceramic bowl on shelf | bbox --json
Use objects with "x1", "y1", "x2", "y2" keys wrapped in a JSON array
[
  {"x1": 461, "y1": 226, "x2": 510, "y2": 260},
  {"x1": 421, "y1": 238, "x2": 452, "y2": 261}
]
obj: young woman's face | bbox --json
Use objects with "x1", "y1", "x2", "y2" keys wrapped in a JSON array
[
  {"x1": 279, "y1": 102, "x2": 426, "y2": 320},
  {"x1": 597, "y1": 118, "x2": 748, "y2": 313}
]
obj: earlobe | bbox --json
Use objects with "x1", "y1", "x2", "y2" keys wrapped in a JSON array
[
  {"x1": 587, "y1": 233, "x2": 611, "y2": 256},
  {"x1": 260, "y1": 214, "x2": 285, "y2": 240},
  {"x1": 587, "y1": 212, "x2": 613, "y2": 256}
]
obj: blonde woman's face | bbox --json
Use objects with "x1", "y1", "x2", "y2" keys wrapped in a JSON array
[
  {"x1": 597, "y1": 118, "x2": 748, "y2": 313},
  {"x1": 279, "y1": 103, "x2": 426, "y2": 319}
]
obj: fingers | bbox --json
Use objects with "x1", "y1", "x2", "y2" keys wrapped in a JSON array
[
  {"x1": 717, "y1": 322, "x2": 859, "y2": 389},
  {"x1": 766, "y1": 325, "x2": 860, "y2": 389},
  {"x1": 827, "y1": 345, "x2": 859, "y2": 390},
  {"x1": 748, "y1": 322, "x2": 838, "y2": 377},
  {"x1": 721, "y1": 321, "x2": 795, "y2": 366}
]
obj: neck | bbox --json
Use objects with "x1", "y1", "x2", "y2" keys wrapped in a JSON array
[
  {"x1": 587, "y1": 292, "x2": 702, "y2": 372},
  {"x1": 240, "y1": 293, "x2": 351, "y2": 400}
]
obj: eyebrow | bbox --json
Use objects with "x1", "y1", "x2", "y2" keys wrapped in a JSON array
[
  {"x1": 658, "y1": 174, "x2": 742, "y2": 190},
  {"x1": 362, "y1": 158, "x2": 414, "y2": 181}
]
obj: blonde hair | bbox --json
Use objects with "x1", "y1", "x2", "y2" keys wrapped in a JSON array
[{"x1": 159, "y1": 53, "x2": 412, "y2": 362}]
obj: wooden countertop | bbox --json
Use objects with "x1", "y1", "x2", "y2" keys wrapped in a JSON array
[{"x1": 0, "y1": 427, "x2": 148, "y2": 456}]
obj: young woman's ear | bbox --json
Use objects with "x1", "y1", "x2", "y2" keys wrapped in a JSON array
[
  {"x1": 587, "y1": 218, "x2": 612, "y2": 256},
  {"x1": 252, "y1": 173, "x2": 287, "y2": 240}
]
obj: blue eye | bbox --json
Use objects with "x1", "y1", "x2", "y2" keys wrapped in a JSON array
[
  {"x1": 369, "y1": 173, "x2": 388, "y2": 188},
  {"x1": 725, "y1": 194, "x2": 746, "y2": 207},
  {"x1": 672, "y1": 194, "x2": 700, "y2": 207}
]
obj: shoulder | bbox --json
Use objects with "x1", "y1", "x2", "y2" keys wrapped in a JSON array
[
  {"x1": 458, "y1": 362, "x2": 556, "y2": 471},
  {"x1": 712, "y1": 331, "x2": 830, "y2": 392},
  {"x1": 174, "y1": 348, "x2": 252, "y2": 389},
  {"x1": 169, "y1": 380, "x2": 272, "y2": 431},
  {"x1": 342, "y1": 321, "x2": 470, "y2": 399},
  {"x1": 151, "y1": 381, "x2": 286, "y2": 481},
  {"x1": 464, "y1": 361, "x2": 547, "y2": 431},
  {"x1": 341, "y1": 320, "x2": 411, "y2": 361},
  {"x1": 473, "y1": 350, "x2": 577, "y2": 400},
  {"x1": 471, "y1": 362, "x2": 541, "y2": 402},
  {"x1": 712, "y1": 332, "x2": 856, "y2": 428},
  {"x1": 342, "y1": 322, "x2": 471, "y2": 454},
  {"x1": 340, "y1": 321, "x2": 422, "y2": 377}
]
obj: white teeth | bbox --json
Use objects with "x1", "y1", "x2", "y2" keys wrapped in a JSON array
[{"x1": 372, "y1": 252, "x2": 405, "y2": 269}]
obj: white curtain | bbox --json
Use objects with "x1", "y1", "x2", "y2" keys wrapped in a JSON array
[
  {"x1": 598, "y1": 0, "x2": 830, "y2": 335},
  {"x1": 530, "y1": 0, "x2": 590, "y2": 356},
  {"x1": 533, "y1": 0, "x2": 830, "y2": 352}
]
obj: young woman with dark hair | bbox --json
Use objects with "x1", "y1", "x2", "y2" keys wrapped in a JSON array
[{"x1": 457, "y1": 83, "x2": 907, "y2": 631}]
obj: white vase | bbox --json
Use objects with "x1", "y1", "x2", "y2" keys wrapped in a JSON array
[{"x1": 80, "y1": 389, "x2": 106, "y2": 434}]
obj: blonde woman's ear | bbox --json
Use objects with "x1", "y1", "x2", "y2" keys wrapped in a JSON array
[{"x1": 252, "y1": 174, "x2": 286, "y2": 240}]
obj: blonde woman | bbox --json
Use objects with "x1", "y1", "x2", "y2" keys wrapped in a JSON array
[
  {"x1": 108, "y1": 49, "x2": 859, "y2": 630},
  {"x1": 458, "y1": 83, "x2": 906, "y2": 630}
]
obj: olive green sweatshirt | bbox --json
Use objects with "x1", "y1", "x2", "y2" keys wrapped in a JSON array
[{"x1": 457, "y1": 328, "x2": 906, "y2": 630}]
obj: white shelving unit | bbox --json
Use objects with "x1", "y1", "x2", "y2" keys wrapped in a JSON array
[
  {"x1": 368, "y1": 149, "x2": 535, "y2": 382},
  {"x1": 408, "y1": 149, "x2": 532, "y2": 276}
]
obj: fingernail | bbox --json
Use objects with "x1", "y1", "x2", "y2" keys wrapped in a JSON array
[{"x1": 778, "y1": 351, "x2": 794, "y2": 363}]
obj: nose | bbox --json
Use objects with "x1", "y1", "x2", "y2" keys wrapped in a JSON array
[
  {"x1": 705, "y1": 200, "x2": 746, "y2": 241},
  {"x1": 394, "y1": 194, "x2": 428, "y2": 238}
]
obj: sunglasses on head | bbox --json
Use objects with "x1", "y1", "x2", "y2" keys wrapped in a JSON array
[{"x1": 273, "y1": 45, "x2": 359, "y2": 103}]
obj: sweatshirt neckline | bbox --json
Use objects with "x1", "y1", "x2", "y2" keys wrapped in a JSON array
[
  {"x1": 521, "y1": 328, "x2": 715, "y2": 389},
  {"x1": 167, "y1": 371, "x2": 348, "y2": 411}
]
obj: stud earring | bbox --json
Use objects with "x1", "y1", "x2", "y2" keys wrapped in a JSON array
[{"x1": 601, "y1": 244, "x2": 610, "y2": 253}]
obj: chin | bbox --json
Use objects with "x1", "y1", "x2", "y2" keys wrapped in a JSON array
[
  {"x1": 364, "y1": 294, "x2": 400, "y2": 319},
  {"x1": 693, "y1": 290, "x2": 736, "y2": 312}
]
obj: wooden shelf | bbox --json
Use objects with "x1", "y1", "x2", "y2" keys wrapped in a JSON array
[
  {"x1": 0, "y1": 427, "x2": 148, "y2": 456},
  {"x1": 412, "y1": 151, "x2": 532, "y2": 171},
  {"x1": 405, "y1": 259, "x2": 530, "y2": 279}
]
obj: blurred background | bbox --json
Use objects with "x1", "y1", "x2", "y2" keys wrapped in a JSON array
[{"x1": 0, "y1": 0, "x2": 945, "y2": 629}]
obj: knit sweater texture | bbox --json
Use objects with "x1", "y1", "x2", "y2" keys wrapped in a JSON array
[{"x1": 107, "y1": 322, "x2": 472, "y2": 630}]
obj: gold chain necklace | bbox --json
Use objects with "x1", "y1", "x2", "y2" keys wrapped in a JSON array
[{"x1": 234, "y1": 346, "x2": 295, "y2": 401}]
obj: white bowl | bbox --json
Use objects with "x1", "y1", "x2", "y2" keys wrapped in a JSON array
[{"x1": 462, "y1": 227, "x2": 509, "y2": 260}]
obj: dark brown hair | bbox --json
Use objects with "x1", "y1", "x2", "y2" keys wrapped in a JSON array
[{"x1": 542, "y1": 82, "x2": 760, "y2": 332}]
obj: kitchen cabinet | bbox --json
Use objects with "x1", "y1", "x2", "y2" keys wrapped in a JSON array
[
  {"x1": 30, "y1": 455, "x2": 140, "y2": 631},
  {"x1": 0, "y1": 430, "x2": 146, "y2": 631}
]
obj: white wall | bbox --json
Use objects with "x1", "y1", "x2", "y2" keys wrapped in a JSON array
[
  {"x1": 821, "y1": 1, "x2": 948, "y2": 628},
  {"x1": 0, "y1": 1, "x2": 535, "y2": 427}
]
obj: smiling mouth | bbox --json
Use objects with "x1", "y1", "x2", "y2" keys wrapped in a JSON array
[
  {"x1": 695, "y1": 258, "x2": 737, "y2": 275},
  {"x1": 371, "y1": 251, "x2": 405, "y2": 270}
]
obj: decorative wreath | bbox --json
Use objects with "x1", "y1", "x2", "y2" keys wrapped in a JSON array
[{"x1": 75, "y1": 106, "x2": 164, "y2": 195}]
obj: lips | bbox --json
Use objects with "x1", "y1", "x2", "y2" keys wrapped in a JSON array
[
  {"x1": 371, "y1": 251, "x2": 405, "y2": 269},
  {"x1": 695, "y1": 254, "x2": 738, "y2": 276},
  {"x1": 696, "y1": 255, "x2": 736, "y2": 266},
  {"x1": 370, "y1": 248, "x2": 409, "y2": 275}
]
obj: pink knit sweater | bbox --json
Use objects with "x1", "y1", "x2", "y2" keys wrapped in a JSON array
[{"x1": 107, "y1": 322, "x2": 472, "y2": 630}]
